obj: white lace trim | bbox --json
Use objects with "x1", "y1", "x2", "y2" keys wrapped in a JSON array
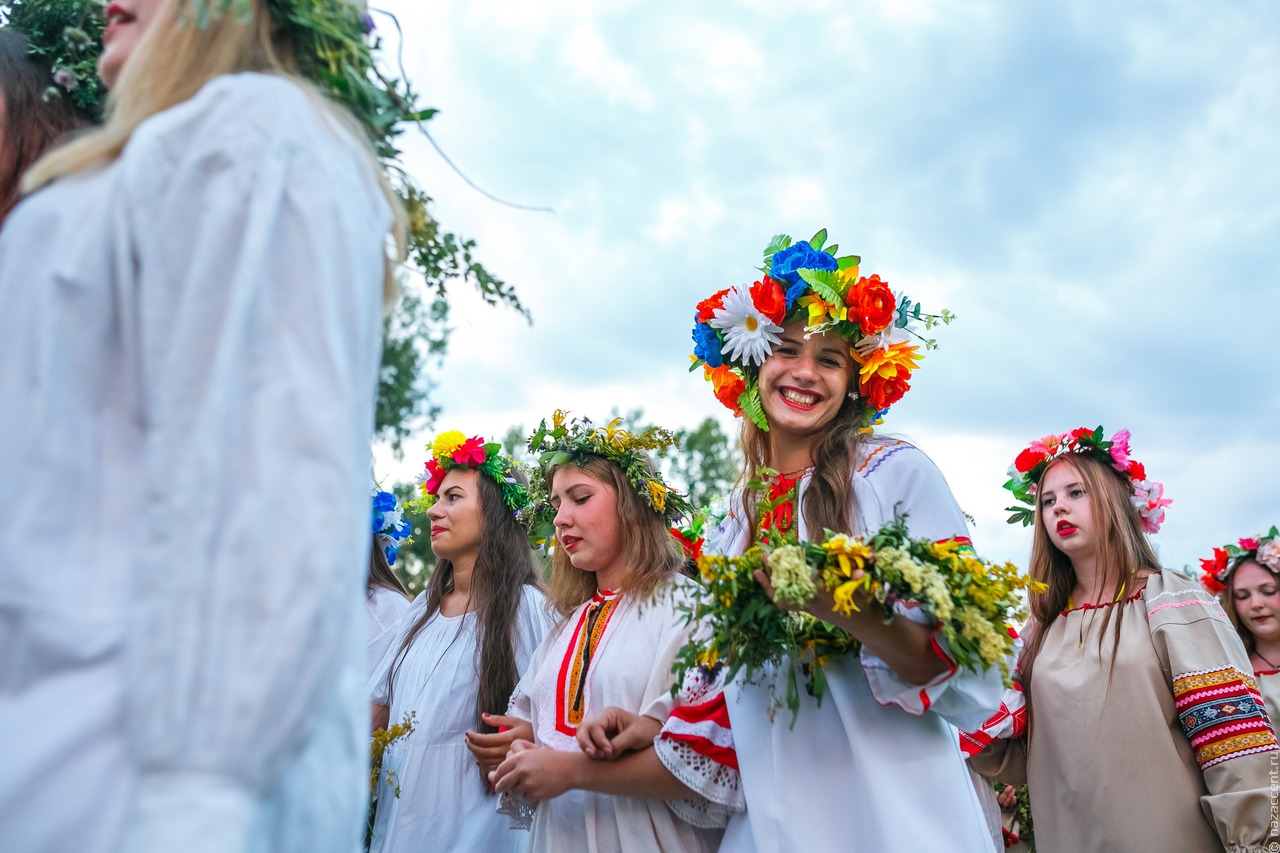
[
  {"x1": 655, "y1": 736, "x2": 743, "y2": 813},
  {"x1": 496, "y1": 792, "x2": 535, "y2": 830}
]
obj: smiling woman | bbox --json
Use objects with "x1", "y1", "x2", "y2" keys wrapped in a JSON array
[{"x1": 686, "y1": 230, "x2": 1005, "y2": 852}]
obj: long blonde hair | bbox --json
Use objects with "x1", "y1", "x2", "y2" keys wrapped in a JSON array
[
  {"x1": 22, "y1": 0, "x2": 405, "y2": 299},
  {"x1": 544, "y1": 455, "x2": 685, "y2": 617},
  {"x1": 1018, "y1": 453, "x2": 1160, "y2": 725}
]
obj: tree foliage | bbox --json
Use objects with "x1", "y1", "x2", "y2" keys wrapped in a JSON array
[{"x1": 375, "y1": 195, "x2": 530, "y2": 452}]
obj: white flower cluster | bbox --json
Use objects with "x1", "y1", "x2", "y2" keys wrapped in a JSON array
[{"x1": 769, "y1": 545, "x2": 816, "y2": 608}]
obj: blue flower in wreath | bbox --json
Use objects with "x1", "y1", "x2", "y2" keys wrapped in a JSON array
[
  {"x1": 692, "y1": 320, "x2": 724, "y2": 368},
  {"x1": 784, "y1": 281, "x2": 809, "y2": 311},
  {"x1": 371, "y1": 489, "x2": 398, "y2": 534},
  {"x1": 770, "y1": 240, "x2": 837, "y2": 285}
]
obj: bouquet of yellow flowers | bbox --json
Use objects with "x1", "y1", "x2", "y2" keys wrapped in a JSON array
[
  {"x1": 366, "y1": 711, "x2": 416, "y2": 850},
  {"x1": 674, "y1": 487, "x2": 1040, "y2": 721}
]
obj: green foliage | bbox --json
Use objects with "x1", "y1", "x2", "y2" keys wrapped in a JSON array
[
  {"x1": 666, "y1": 417, "x2": 736, "y2": 509},
  {"x1": 797, "y1": 268, "x2": 843, "y2": 306},
  {"x1": 739, "y1": 378, "x2": 767, "y2": 431},
  {"x1": 389, "y1": 483, "x2": 434, "y2": 598},
  {"x1": 762, "y1": 233, "x2": 791, "y2": 266},
  {"x1": 2, "y1": 0, "x2": 107, "y2": 121},
  {"x1": 376, "y1": 192, "x2": 529, "y2": 451}
]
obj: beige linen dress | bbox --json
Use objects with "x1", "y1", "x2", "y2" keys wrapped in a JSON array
[{"x1": 974, "y1": 571, "x2": 1280, "y2": 853}]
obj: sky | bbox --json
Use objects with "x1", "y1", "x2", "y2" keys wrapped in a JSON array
[{"x1": 372, "y1": 0, "x2": 1280, "y2": 570}]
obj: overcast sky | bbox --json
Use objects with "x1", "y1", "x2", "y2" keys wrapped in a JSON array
[{"x1": 373, "y1": 0, "x2": 1279, "y2": 570}]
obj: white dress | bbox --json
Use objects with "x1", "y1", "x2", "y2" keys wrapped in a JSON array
[
  {"x1": 367, "y1": 587, "x2": 412, "y2": 678},
  {"x1": 367, "y1": 585, "x2": 553, "y2": 853},
  {"x1": 0, "y1": 73, "x2": 391, "y2": 853},
  {"x1": 506, "y1": 574, "x2": 741, "y2": 853},
  {"x1": 710, "y1": 440, "x2": 1007, "y2": 853}
]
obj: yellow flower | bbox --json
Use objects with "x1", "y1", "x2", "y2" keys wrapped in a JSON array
[
  {"x1": 858, "y1": 341, "x2": 922, "y2": 383},
  {"x1": 798, "y1": 293, "x2": 847, "y2": 326},
  {"x1": 836, "y1": 264, "x2": 861, "y2": 288},
  {"x1": 648, "y1": 480, "x2": 667, "y2": 513},
  {"x1": 431, "y1": 430, "x2": 467, "y2": 460},
  {"x1": 553, "y1": 409, "x2": 567, "y2": 429},
  {"x1": 823, "y1": 536, "x2": 871, "y2": 580},
  {"x1": 832, "y1": 580, "x2": 863, "y2": 616}
]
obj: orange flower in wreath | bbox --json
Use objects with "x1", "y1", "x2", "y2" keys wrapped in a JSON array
[
  {"x1": 749, "y1": 277, "x2": 787, "y2": 326},
  {"x1": 696, "y1": 288, "x2": 731, "y2": 323},
  {"x1": 706, "y1": 364, "x2": 746, "y2": 415},
  {"x1": 846, "y1": 274, "x2": 897, "y2": 335},
  {"x1": 856, "y1": 342, "x2": 921, "y2": 410}
]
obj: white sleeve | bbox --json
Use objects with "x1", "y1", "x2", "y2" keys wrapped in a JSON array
[
  {"x1": 856, "y1": 444, "x2": 1010, "y2": 731},
  {"x1": 366, "y1": 589, "x2": 412, "y2": 682},
  {"x1": 116, "y1": 75, "x2": 389, "y2": 850},
  {"x1": 367, "y1": 592, "x2": 428, "y2": 705}
]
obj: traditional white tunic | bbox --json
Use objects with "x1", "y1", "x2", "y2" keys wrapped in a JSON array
[
  {"x1": 710, "y1": 439, "x2": 1006, "y2": 853},
  {"x1": 0, "y1": 73, "x2": 390, "y2": 853},
  {"x1": 367, "y1": 585, "x2": 552, "y2": 853},
  {"x1": 506, "y1": 574, "x2": 739, "y2": 853},
  {"x1": 367, "y1": 587, "x2": 412, "y2": 678}
]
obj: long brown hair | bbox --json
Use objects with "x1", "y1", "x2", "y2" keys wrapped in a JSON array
[
  {"x1": 545, "y1": 455, "x2": 685, "y2": 617},
  {"x1": 384, "y1": 471, "x2": 540, "y2": 786},
  {"x1": 1221, "y1": 559, "x2": 1279, "y2": 657},
  {"x1": 735, "y1": 390, "x2": 868, "y2": 540},
  {"x1": 0, "y1": 30, "x2": 87, "y2": 223},
  {"x1": 1017, "y1": 453, "x2": 1160, "y2": 727},
  {"x1": 21, "y1": 0, "x2": 405, "y2": 300},
  {"x1": 367, "y1": 539, "x2": 409, "y2": 597}
]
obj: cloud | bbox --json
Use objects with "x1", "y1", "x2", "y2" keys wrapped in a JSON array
[{"x1": 377, "y1": 0, "x2": 1280, "y2": 572}]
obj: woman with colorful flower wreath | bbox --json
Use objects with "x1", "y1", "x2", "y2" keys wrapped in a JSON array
[
  {"x1": 1202, "y1": 528, "x2": 1280, "y2": 720},
  {"x1": 970, "y1": 428, "x2": 1280, "y2": 852},
  {"x1": 488, "y1": 412, "x2": 743, "y2": 852},
  {"x1": 0, "y1": 0, "x2": 412, "y2": 850},
  {"x1": 367, "y1": 433, "x2": 551, "y2": 852},
  {"x1": 688, "y1": 231, "x2": 1005, "y2": 852},
  {"x1": 367, "y1": 489, "x2": 413, "y2": 678}
]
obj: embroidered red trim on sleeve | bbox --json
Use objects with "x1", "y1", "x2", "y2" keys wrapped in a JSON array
[{"x1": 658, "y1": 692, "x2": 739, "y2": 770}]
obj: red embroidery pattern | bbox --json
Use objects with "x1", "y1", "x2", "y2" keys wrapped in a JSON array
[
  {"x1": 554, "y1": 590, "x2": 618, "y2": 736},
  {"x1": 757, "y1": 472, "x2": 799, "y2": 547},
  {"x1": 659, "y1": 692, "x2": 739, "y2": 770}
]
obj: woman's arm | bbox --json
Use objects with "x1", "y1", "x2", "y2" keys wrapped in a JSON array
[
  {"x1": 756, "y1": 568, "x2": 947, "y2": 684},
  {"x1": 490, "y1": 739, "x2": 692, "y2": 802},
  {"x1": 576, "y1": 707, "x2": 661, "y2": 759}
]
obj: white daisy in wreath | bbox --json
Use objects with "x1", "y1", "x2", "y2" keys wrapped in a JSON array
[{"x1": 709, "y1": 286, "x2": 783, "y2": 367}]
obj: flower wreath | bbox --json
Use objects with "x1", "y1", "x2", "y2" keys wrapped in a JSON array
[
  {"x1": 1200, "y1": 526, "x2": 1280, "y2": 595},
  {"x1": 689, "y1": 228, "x2": 954, "y2": 431},
  {"x1": 520, "y1": 411, "x2": 693, "y2": 545},
  {"x1": 1003, "y1": 426, "x2": 1171, "y2": 534},
  {"x1": 2, "y1": 0, "x2": 107, "y2": 122},
  {"x1": 372, "y1": 488, "x2": 412, "y2": 565},
  {"x1": 411, "y1": 430, "x2": 530, "y2": 513}
]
